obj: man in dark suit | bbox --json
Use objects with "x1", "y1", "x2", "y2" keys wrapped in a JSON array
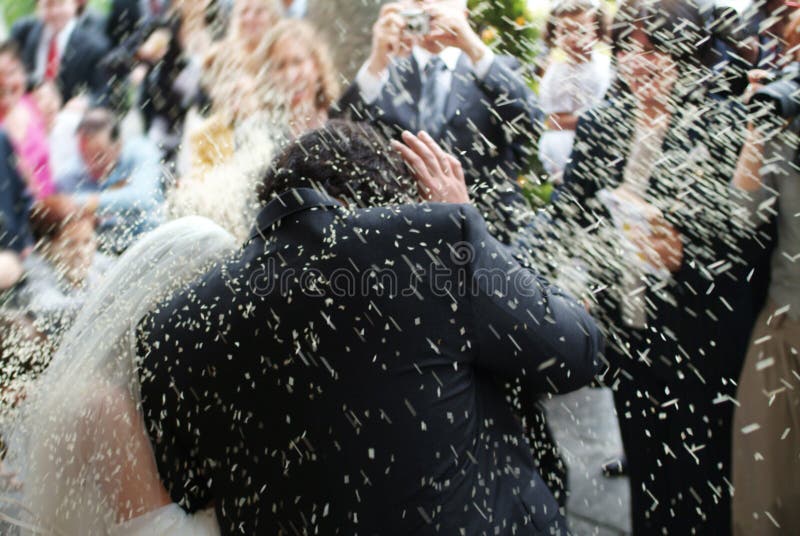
[
  {"x1": 11, "y1": 0, "x2": 110, "y2": 103},
  {"x1": 333, "y1": 0, "x2": 541, "y2": 242},
  {"x1": 106, "y1": 0, "x2": 170, "y2": 48},
  {"x1": 76, "y1": 0, "x2": 107, "y2": 35},
  {"x1": 137, "y1": 121, "x2": 604, "y2": 535},
  {"x1": 0, "y1": 131, "x2": 33, "y2": 255}
]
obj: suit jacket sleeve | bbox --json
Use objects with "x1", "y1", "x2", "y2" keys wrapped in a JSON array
[
  {"x1": 475, "y1": 56, "x2": 543, "y2": 165},
  {"x1": 86, "y1": 36, "x2": 113, "y2": 105},
  {"x1": 106, "y1": 0, "x2": 138, "y2": 48},
  {"x1": 136, "y1": 301, "x2": 215, "y2": 513},
  {"x1": 0, "y1": 133, "x2": 33, "y2": 253},
  {"x1": 551, "y1": 111, "x2": 611, "y2": 228},
  {"x1": 461, "y1": 204, "x2": 604, "y2": 394},
  {"x1": 331, "y1": 76, "x2": 379, "y2": 122},
  {"x1": 664, "y1": 103, "x2": 752, "y2": 294},
  {"x1": 10, "y1": 17, "x2": 34, "y2": 48}
]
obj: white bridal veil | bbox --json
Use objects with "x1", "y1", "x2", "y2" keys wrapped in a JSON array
[{"x1": 1, "y1": 217, "x2": 236, "y2": 535}]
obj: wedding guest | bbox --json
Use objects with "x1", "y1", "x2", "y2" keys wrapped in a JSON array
[
  {"x1": 58, "y1": 107, "x2": 164, "y2": 253},
  {"x1": 539, "y1": 0, "x2": 611, "y2": 181},
  {"x1": 75, "y1": 0, "x2": 105, "y2": 35},
  {"x1": 0, "y1": 132, "x2": 33, "y2": 255},
  {"x1": 550, "y1": 0, "x2": 757, "y2": 533},
  {"x1": 106, "y1": 0, "x2": 170, "y2": 48},
  {"x1": 104, "y1": 1, "x2": 213, "y2": 157},
  {"x1": 204, "y1": 0, "x2": 282, "y2": 84},
  {"x1": 0, "y1": 41, "x2": 54, "y2": 200},
  {"x1": 333, "y1": 0, "x2": 541, "y2": 242},
  {"x1": 170, "y1": 19, "x2": 339, "y2": 240},
  {"x1": 742, "y1": 0, "x2": 796, "y2": 71},
  {"x1": 258, "y1": 18, "x2": 339, "y2": 135},
  {"x1": 730, "y1": 12, "x2": 800, "y2": 534},
  {"x1": 18, "y1": 196, "x2": 113, "y2": 330},
  {"x1": 11, "y1": 0, "x2": 110, "y2": 104},
  {"x1": 34, "y1": 79, "x2": 85, "y2": 182}
]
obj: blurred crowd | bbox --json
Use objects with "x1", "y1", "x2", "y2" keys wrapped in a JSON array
[{"x1": 0, "y1": 0, "x2": 797, "y2": 534}]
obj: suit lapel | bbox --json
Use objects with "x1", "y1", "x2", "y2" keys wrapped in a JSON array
[
  {"x1": 58, "y1": 30, "x2": 82, "y2": 92},
  {"x1": 26, "y1": 22, "x2": 45, "y2": 74},
  {"x1": 384, "y1": 56, "x2": 422, "y2": 132},
  {"x1": 443, "y1": 54, "x2": 472, "y2": 126},
  {"x1": 249, "y1": 188, "x2": 342, "y2": 241}
]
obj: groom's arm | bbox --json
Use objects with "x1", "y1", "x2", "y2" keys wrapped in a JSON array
[
  {"x1": 393, "y1": 132, "x2": 604, "y2": 393},
  {"x1": 136, "y1": 307, "x2": 215, "y2": 513},
  {"x1": 461, "y1": 204, "x2": 605, "y2": 394}
]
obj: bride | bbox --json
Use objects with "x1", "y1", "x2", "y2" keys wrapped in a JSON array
[{"x1": 1, "y1": 217, "x2": 236, "y2": 535}]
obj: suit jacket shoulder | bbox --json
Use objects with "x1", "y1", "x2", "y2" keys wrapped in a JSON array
[{"x1": 10, "y1": 16, "x2": 38, "y2": 45}]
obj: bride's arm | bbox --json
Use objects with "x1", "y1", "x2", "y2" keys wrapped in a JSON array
[{"x1": 82, "y1": 385, "x2": 172, "y2": 523}]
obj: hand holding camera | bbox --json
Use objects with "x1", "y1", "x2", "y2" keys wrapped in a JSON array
[
  {"x1": 366, "y1": 2, "x2": 489, "y2": 76},
  {"x1": 424, "y1": 2, "x2": 489, "y2": 64},
  {"x1": 366, "y1": 3, "x2": 414, "y2": 76}
]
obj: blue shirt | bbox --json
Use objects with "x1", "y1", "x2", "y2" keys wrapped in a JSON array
[{"x1": 59, "y1": 137, "x2": 164, "y2": 252}]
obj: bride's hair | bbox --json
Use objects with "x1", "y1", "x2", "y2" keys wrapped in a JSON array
[{"x1": 1, "y1": 217, "x2": 236, "y2": 534}]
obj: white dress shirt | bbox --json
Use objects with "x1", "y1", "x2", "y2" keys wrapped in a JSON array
[
  {"x1": 284, "y1": 0, "x2": 308, "y2": 18},
  {"x1": 34, "y1": 18, "x2": 77, "y2": 83},
  {"x1": 355, "y1": 46, "x2": 496, "y2": 106}
]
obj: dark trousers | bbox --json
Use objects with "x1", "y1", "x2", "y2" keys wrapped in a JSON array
[
  {"x1": 509, "y1": 378, "x2": 568, "y2": 511},
  {"x1": 611, "y1": 353, "x2": 733, "y2": 535},
  {"x1": 528, "y1": 401, "x2": 568, "y2": 510}
]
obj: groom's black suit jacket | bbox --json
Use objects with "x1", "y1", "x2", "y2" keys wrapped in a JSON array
[{"x1": 137, "y1": 188, "x2": 604, "y2": 535}]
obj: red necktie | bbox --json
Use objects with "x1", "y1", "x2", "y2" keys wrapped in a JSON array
[{"x1": 44, "y1": 35, "x2": 59, "y2": 81}]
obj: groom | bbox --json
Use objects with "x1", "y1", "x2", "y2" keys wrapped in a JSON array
[{"x1": 137, "y1": 121, "x2": 603, "y2": 535}]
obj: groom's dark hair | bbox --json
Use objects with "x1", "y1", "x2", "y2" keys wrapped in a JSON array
[{"x1": 258, "y1": 120, "x2": 414, "y2": 207}]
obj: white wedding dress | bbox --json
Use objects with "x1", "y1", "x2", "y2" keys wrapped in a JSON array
[{"x1": 1, "y1": 217, "x2": 236, "y2": 535}]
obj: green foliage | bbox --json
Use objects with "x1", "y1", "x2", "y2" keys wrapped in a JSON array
[
  {"x1": 467, "y1": 0, "x2": 541, "y2": 64},
  {"x1": 467, "y1": 0, "x2": 555, "y2": 206},
  {"x1": 2, "y1": 0, "x2": 35, "y2": 26},
  {"x1": 2, "y1": 0, "x2": 111, "y2": 26}
]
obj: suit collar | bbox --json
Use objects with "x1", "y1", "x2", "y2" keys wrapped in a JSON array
[
  {"x1": 249, "y1": 187, "x2": 342, "y2": 241},
  {"x1": 412, "y1": 47, "x2": 461, "y2": 72}
]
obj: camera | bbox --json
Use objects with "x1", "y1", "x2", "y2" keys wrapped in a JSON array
[
  {"x1": 401, "y1": 8, "x2": 430, "y2": 35},
  {"x1": 751, "y1": 62, "x2": 800, "y2": 119}
]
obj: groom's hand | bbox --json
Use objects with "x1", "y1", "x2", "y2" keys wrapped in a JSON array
[{"x1": 392, "y1": 130, "x2": 470, "y2": 204}]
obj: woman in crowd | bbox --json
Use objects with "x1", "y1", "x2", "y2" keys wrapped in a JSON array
[
  {"x1": 0, "y1": 41, "x2": 54, "y2": 200},
  {"x1": 538, "y1": 0, "x2": 611, "y2": 181},
  {"x1": 730, "y1": 10, "x2": 800, "y2": 535},
  {"x1": 204, "y1": 0, "x2": 283, "y2": 84},
  {"x1": 171, "y1": 18, "x2": 339, "y2": 240},
  {"x1": 259, "y1": 17, "x2": 340, "y2": 135},
  {"x1": 16, "y1": 196, "x2": 114, "y2": 334},
  {"x1": 176, "y1": 0, "x2": 284, "y2": 177},
  {"x1": 103, "y1": 0, "x2": 216, "y2": 159},
  {"x1": 549, "y1": 0, "x2": 759, "y2": 533}
]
